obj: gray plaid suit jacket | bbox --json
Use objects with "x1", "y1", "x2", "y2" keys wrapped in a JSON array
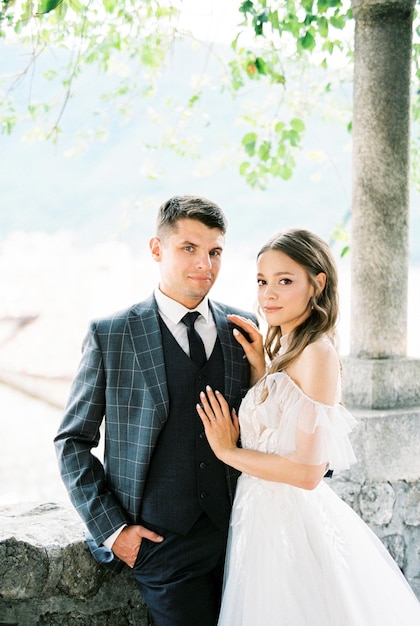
[{"x1": 54, "y1": 293, "x2": 256, "y2": 571}]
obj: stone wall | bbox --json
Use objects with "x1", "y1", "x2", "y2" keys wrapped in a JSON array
[
  {"x1": 1, "y1": 408, "x2": 419, "y2": 625},
  {"x1": 330, "y1": 406, "x2": 420, "y2": 599},
  {"x1": 0, "y1": 503, "x2": 149, "y2": 626}
]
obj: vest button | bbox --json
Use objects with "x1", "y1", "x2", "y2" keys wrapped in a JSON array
[
  {"x1": 199, "y1": 432, "x2": 206, "y2": 440},
  {"x1": 199, "y1": 462, "x2": 208, "y2": 469},
  {"x1": 200, "y1": 492, "x2": 208, "y2": 499}
]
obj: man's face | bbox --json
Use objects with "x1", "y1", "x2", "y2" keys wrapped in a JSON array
[{"x1": 150, "y1": 218, "x2": 225, "y2": 309}]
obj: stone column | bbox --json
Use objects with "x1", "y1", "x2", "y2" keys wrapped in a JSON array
[{"x1": 344, "y1": 0, "x2": 420, "y2": 409}]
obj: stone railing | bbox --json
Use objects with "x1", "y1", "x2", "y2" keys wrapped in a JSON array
[
  {"x1": 0, "y1": 502, "x2": 149, "y2": 626},
  {"x1": 330, "y1": 405, "x2": 420, "y2": 600},
  {"x1": 1, "y1": 408, "x2": 419, "y2": 625}
]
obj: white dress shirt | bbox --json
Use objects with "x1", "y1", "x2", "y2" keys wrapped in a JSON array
[{"x1": 154, "y1": 287, "x2": 217, "y2": 360}]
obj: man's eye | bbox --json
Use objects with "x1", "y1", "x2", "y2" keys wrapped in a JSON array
[
  {"x1": 184, "y1": 246, "x2": 194, "y2": 252},
  {"x1": 210, "y1": 250, "x2": 221, "y2": 257}
]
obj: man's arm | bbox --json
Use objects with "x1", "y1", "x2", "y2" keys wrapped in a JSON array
[{"x1": 54, "y1": 322, "x2": 128, "y2": 546}]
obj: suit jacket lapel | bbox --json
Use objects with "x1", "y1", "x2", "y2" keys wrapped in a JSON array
[
  {"x1": 210, "y1": 301, "x2": 245, "y2": 403},
  {"x1": 127, "y1": 297, "x2": 246, "y2": 423},
  {"x1": 127, "y1": 296, "x2": 169, "y2": 424}
]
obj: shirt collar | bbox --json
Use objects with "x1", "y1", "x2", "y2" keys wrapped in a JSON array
[{"x1": 154, "y1": 288, "x2": 210, "y2": 324}]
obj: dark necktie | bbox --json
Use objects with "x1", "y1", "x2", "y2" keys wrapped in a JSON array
[{"x1": 181, "y1": 311, "x2": 207, "y2": 368}]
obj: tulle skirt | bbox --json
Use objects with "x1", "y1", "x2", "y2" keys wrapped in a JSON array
[{"x1": 218, "y1": 475, "x2": 420, "y2": 626}]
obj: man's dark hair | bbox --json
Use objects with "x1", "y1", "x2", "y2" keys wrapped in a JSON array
[{"x1": 156, "y1": 195, "x2": 228, "y2": 237}]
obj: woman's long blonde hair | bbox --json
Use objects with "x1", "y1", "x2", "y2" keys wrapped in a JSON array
[{"x1": 258, "y1": 229, "x2": 340, "y2": 376}]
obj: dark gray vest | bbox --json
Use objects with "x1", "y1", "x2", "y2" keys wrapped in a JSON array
[{"x1": 139, "y1": 318, "x2": 231, "y2": 535}]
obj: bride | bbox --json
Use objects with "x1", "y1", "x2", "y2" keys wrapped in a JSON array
[{"x1": 197, "y1": 228, "x2": 420, "y2": 626}]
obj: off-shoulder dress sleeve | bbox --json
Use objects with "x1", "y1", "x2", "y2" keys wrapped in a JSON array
[{"x1": 241, "y1": 373, "x2": 357, "y2": 472}]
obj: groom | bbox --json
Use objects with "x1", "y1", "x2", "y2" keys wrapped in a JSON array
[{"x1": 54, "y1": 195, "x2": 257, "y2": 626}]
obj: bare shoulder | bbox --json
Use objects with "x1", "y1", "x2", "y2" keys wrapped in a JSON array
[
  {"x1": 288, "y1": 338, "x2": 340, "y2": 405},
  {"x1": 303, "y1": 337, "x2": 339, "y2": 365}
]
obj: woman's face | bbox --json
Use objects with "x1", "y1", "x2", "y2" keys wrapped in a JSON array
[{"x1": 257, "y1": 248, "x2": 316, "y2": 335}]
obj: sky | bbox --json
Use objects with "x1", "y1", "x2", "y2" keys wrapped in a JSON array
[{"x1": 177, "y1": 0, "x2": 244, "y2": 42}]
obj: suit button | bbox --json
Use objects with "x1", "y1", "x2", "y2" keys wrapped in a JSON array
[
  {"x1": 199, "y1": 432, "x2": 206, "y2": 440},
  {"x1": 200, "y1": 492, "x2": 208, "y2": 499},
  {"x1": 199, "y1": 462, "x2": 208, "y2": 469}
]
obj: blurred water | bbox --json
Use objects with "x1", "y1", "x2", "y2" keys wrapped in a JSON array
[{"x1": 0, "y1": 384, "x2": 68, "y2": 505}]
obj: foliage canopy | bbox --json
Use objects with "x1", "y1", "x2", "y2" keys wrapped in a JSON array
[{"x1": 1, "y1": 0, "x2": 419, "y2": 190}]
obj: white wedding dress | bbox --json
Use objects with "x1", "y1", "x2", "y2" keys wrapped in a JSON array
[{"x1": 218, "y1": 366, "x2": 420, "y2": 625}]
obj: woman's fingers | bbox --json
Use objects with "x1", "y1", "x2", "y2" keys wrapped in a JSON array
[
  {"x1": 228, "y1": 314, "x2": 260, "y2": 337},
  {"x1": 196, "y1": 402, "x2": 210, "y2": 426},
  {"x1": 201, "y1": 387, "x2": 220, "y2": 417},
  {"x1": 227, "y1": 313, "x2": 257, "y2": 328},
  {"x1": 197, "y1": 387, "x2": 230, "y2": 423},
  {"x1": 231, "y1": 408, "x2": 239, "y2": 430},
  {"x1": 197, "y1": 391, "x2": 214, "y2": 422},
  {"x1": 196, "y1": 388, "x2": 240, "y2": 460},
  {"x1": 228, "y1": 314, "x2": 263, "y2": 351},
  {"x1": 197, "y1": 388, "x2": 219, "y2": 423},
  {"x1": 206, "y1": 386, "x2": 229, "y2": 415},
  {"x1": 228, "y1": 314, "x2": 265, "y2": 385}
]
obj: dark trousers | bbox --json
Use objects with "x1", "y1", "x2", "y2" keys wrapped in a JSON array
[{"x1": 132, "y1": 514, "x2": 227, "y2": 626}]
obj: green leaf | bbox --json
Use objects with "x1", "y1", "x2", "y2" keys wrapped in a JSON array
[
  {"x1": 330, "y1": 15, "x2": 346, "y2": 30},
  {"x1": 279, "y1": 164, "x2": 293, "y2": 180},
  {"x1": 239, "y1": 1, "x2": 254, "y2": 14},
  {"x1": 229, "y1": 60, "x2": 245, "y2": 90},
  {"x1": 317, "y1": 0, "x2": 329, "y2": 13},
  {"x1": 231, "y1": 32, "x2": 241, "y2": 52},
  {"x1": 277, "y1": 143, "x2": 286, "y2": 158},
  {"x1": 317, "y1": 0, "x2": 339, "y2": 12},
  {"x1": 188, "y1": 93, "x2": 200, "y2": 107},
  {"x1": 255, "y1": 56, "x2": 267, "y2": 75},
  {"x1": 253, "y1": 10, "x2": 269, "y2": 36},
  {"x1": 318, "y1": 16, "x2": 328, "y2": 38},
  {"x1": 20, "y1": 0, "x2": 33, "y2": 22},
  {"x1": 300, "y1": 31, "x2": 316, "y2": 51},
  {"x1": 103, "y1": 0, "x2": 116, "y2": 13},
  {"x1": 258, "y1": 140, "x2": 271, "y2": 161},
  {"x1": 290, "y1": 118, "x2": 305, "y2": 132},
  {"x1": 271, "y1": 72, "x2": 286, "y2": 85},
  {"x1": 242, "y1": 132, "x2": 257, "y2": 156},
  {"x1": 322, "y1": 40, "x2": 335, "y2": 54},
  {"x1": 268, "y1": 9, "x2": 279, "y2": 31},
  {"x1": 67, "y1": 0, "x2": 83, "y2": 13},
  {"x1": 302, "y1": 0, "x2": 314, "y2": 12},
  {"x1": 269, "y1": 161, "x2": 282, "y2": 176},
  {"x1": 282, "y1": 129, "x2": 299, "y2": 146},
  {"x1": 36, "y1": 0, "x2": 63, "y2": 15},
  {"x1": 239, "y1": 161, "x2": 250, "y2": 175}
]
